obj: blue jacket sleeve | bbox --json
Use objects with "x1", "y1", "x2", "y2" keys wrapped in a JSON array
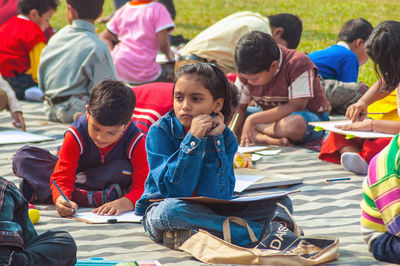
[{"x1": 145, "y1": 124, "x2": 207, "y2": 197}]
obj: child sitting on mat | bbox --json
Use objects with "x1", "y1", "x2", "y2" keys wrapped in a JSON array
[
  {"x1": 135, "y1": 63, "x2": 292, "y2": 249},
  {"x1": 13, "y1": 80, "x2": 148, "y2": 217}
]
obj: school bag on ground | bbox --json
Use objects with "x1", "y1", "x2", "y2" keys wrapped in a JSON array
[
  {"x1": 12, "y1": 145, "x2": 57, "y2": 203},
  {"x1": 179, "y1": 204, "x2": 339, "y2": 265}
]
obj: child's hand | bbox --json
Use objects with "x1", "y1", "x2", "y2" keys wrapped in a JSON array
[
  {"x1": 92, "y1": 197, "x2": 134, "y2": 216},
  {"x1": 190, "y1": 114, "x2": 213, "y2": 138},
  {"x1": 345, "y1": 101, "x2": 368, "y2": 122},
  {"x1": 335, "y1": 120, "x2": 373, "y2": 132},
  {"x1": 240, "y1": 118, "x2": 256, "y2": 147},
  {"x1": 207, "y1": 112, "x2": 225, "y2": 136},
  {"x1": 55, "y1": 196, "x2": 78, "y2": 217}
]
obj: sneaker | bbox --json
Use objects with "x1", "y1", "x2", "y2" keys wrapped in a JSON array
[
  {"x1": 103, "y1": 183, "x2": 123, "y2": 203},
  {"x1": 162, "y1": 229, "x2": 197, "y2": 250},
  {"x1": 341, "y1": 152, "x2": 368, "y2": 175}
]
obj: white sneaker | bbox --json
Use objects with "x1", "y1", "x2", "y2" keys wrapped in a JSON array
[
  {"x1": 340, "y1": 152, "x2": 368, "y2": 175},
  {"x1": 24, "y1": 86, "x2": 43, "y2": 102}
]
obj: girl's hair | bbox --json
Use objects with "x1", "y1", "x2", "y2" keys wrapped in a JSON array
[
  {"x1": 366, "y1": 20, "x2": 400, "y2": 92},
  {"x1": 174, "y1": 63, "x2": 239, "y2": 124}
]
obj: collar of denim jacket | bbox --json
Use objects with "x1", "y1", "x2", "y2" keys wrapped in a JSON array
[{"x1": 170, "y1": 113, "x2": 186, "y2": 140}]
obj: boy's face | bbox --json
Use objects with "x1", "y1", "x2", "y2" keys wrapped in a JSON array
[
  {"x1": 66, "y1": 4, "x2": 78, "y2": 24},
  {"x1": 238, "y1": 61, "x2": 279, "y2": 86},
  {"x1": 87, "y1": 113, "x2": 126, "y2": 148},
  {"x1": 350, "y1": 39, "x2": 369, "y2": 66},
  {"x1": 30, "y1": 8, "x2": 55, "y2": 31}
]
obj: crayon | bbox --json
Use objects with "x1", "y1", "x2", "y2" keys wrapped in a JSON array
[{"x1": 325, "y1": 177, "x2": 351, "y2": 183}]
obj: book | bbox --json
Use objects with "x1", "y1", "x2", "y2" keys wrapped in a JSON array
[
  {"x1": 172, "y1": 191, "x2": 298, "y2": 204},
  {"x1": 72, "y1": 211, "x2": 142, "y2": 224},
  {"x1": 309, "y1": 120, "x2": 395, "y2": 139}
]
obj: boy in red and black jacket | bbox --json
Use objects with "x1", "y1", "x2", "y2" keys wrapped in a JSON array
[{"x1": 50, "y1": 80, "x2": 148, "y2": 217}]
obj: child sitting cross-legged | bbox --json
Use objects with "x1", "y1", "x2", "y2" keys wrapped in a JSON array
[
  {"x1": 14, "y1": 80, "x2": 148, "y2": 217},
  {"x1": 135, "y1": 63, "x2": 293, "y2": 250},
  {"x1": 231, "y1": 31, "x2": 330, "y2": 147},
  {"x1": 39, "y1": 0, "x2": 117, "y2": 124},
  {"x1": 52, "y1": 80, "x2": 148, "y2": 217}
]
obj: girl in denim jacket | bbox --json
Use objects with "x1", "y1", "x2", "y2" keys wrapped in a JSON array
[{"x1": 135, "y1": 63, "x2": 292, "y2": 249}]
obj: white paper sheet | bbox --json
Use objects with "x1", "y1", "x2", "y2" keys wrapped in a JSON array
[
  {"x1": 237, "y1": 145, "x2": 271, "y2": 154},
  {"x1": 309, "y1": 120, "x2": 395, "y2": 139},
  {"x1": 255, "y1": 148, "x2": 281, "y2": 156},
  {"x1": 234, "y1": 174, "x2": 266, "y2": 193},
  {"x1": 0, "y1": 130, "x2": 55, "y2": 145},
  {"x1": 73, "y1": 211, "x2": 142, "y2": 224}
]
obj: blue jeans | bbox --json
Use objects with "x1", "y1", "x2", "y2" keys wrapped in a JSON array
[
  {"x1": 144, "y1": 196, "x2": 292, "y2": 247},
  {"x1": 289, "y1": 111, "x2": 329, "y2": 144},
  {"x1": 371, "y1": 232, "x2": 400, "y2": 263},
  {"x1": 0, "y1": 176, "x2": 76, "y2": 265}
]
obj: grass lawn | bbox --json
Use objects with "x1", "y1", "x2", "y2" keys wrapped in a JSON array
[{"x1": 51, "y1": 0, "x2": 400, "y2": 86}]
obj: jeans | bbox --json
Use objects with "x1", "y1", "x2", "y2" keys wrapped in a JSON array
[
  {"x1": 0, "y1": 231, "x2": 77, "y2": 266},
  {"x1": 4, "y1": 74, "x2": 36, "y2": 100},
  {"x1": 144, "y1": 195, "x2": 292, "y2": 247},
  {"x1": 371, "y1": 232, "x2": 400, "y2": 263},
  {"x1": 0, "y1": 176, "x2": 77, "y2": 265},
  {"x1": 289, "y1": 110, "x2": 329, "y2": 144}
]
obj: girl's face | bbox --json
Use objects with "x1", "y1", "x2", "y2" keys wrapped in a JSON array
[{"x1": 173, "y1": 74, "x2": 222, "y2": 129}]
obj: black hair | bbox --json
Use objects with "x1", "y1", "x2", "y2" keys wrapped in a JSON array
[
  {"x1": 234, "y1": 31, "x2": 280, "y2": 74},
  {"x1": 18, "y1": 0, "x2": 58, "y2": 16},
  {"x1": 66, "y1": 0, "x2": 104, "y2": 20},
  {"x1": 268, "y1": 13, "x2": 303, "y2": 49},
  {"x1": 338, "y1": 18, "x2": 373, "y2": 43},
  {"x1": 366, "y1": 20, "x2": 400, "y2": 92},
  {"x1": 174, "y1": 63, "x2": 239, "y2": 123},
  {"x1": 88, "y1": 80, "x2": 136, "y2": 126}
]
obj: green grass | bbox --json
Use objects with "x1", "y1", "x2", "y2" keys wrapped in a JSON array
[{"x1": 50, "y1": 0, "x2": 400, "y2": 86}]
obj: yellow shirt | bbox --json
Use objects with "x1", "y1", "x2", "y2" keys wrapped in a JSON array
[{"x1": 25, "y1": 42, "x2": 46, "y2": 83}]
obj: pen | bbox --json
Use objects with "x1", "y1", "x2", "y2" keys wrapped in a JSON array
[
  {"x1": 325, "y1": 177, "x2": 351, "y2": 183},
  {"x1": 52, "y1": 180, "x2": 76, "y2": 214},
  {"x1": 360, "y1": 112, "x2": 386, "y2": 115},
  {"x1": 230, "y1": 113, "x2": 239, "y2": 131}
]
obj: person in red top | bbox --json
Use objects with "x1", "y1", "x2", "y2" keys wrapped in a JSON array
[
  {"x1": 0, "y1": 0, "x2": 17, "y2": 25},
  {"x1": 50, "y1": 80, "x2": 149, "y2": 217},
  {"x1": 131, "y1": 82, "x2": 173, "y2": 134},
  {"x1": 0, "y1": 0, "x2": 57, "y2": 100}
]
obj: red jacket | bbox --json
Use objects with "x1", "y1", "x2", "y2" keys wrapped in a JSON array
[{"x1": 0, "y1": 16, "x2": 45, "y2": 77}]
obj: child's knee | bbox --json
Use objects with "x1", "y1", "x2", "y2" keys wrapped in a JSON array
[
  {"x1": 151, "y1": 198, "x2": 187, "y2": 224},
  {"x1": 276, "y1": 115, "x2": 306, "y2": 138}
]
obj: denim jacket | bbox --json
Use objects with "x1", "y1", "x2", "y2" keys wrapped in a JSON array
[{"x1": 135, "y1": 112, "x2": 238, "y2": 215}]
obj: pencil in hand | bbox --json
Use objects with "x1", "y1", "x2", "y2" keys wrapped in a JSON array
[{"x1": 52, "y1": 180, "x2": 77, "y2": 214}]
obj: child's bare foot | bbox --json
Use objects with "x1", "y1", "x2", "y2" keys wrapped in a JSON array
[
  {"x1": 279, "y1": 137, "x2": 291, "y2": 146},
  {"x1": 255, "y1": 133, "x2": 291, "y2": 146}
]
